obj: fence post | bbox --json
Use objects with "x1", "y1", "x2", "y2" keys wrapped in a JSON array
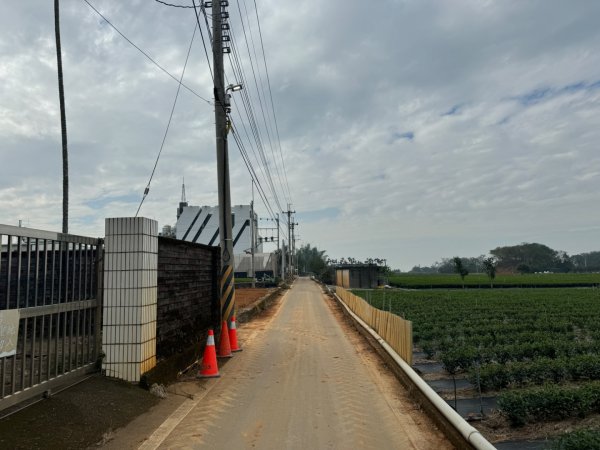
[
  {"x1": 94, "y1": 242, "x2": 103, "y2": 362},
  {"x1": 102, "y1": 217, "x2": 158, "y2": 382}
]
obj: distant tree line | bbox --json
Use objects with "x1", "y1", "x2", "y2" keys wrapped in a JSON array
[
  {"x1": 295, "y1": 247, "x2": 393, "y2": 284},
  {"x1": 409, "y1": 243, "x2": 600, "y2": 274},
  {"x1": 326, "y1": 257, "x2": 388, "y2": 268},
  {"x1": 296, "y1": 244, "x2": 328, "y2": 279}
]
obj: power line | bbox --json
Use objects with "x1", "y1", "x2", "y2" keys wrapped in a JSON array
[
  {"x1": 82, "y1": 0, "x2": 211, "y2": 104},
  {"x1": 225, "y1": 20, "x2": 285, "y2": 215},
  {"x1": 201, "y1": 4, "x2": 285, "y2": 221},
  {"x1": 228, "y1": 36, "x2": 284, "y2": 216},
  {"x1": 228, "y1": 91, "x2": 286, "y2": 235},
  {"x1": 194, "y1": 2, "x2": 282, "y2": 224},
  {"x1": 230, "y1": 114, "x2": 289, "y2": 239},
  {"x1": 193, "y1": 4, "x2": 273, "y2": 214},
  {"x1": 191, "y1": 1, "x2": 214, "y2": 81},
  {"x1": 227, "y1": 0, "x2": 291, "y2": 212},
  {"x1": 154, "y1": 0, "x2": 195, "y2": 8},
  {"x1": 198, "y1": 3, "x2": 214, "y2": 44},
  {"x1": 251, "y1": 0, "x2": 293, "y2": 204},
  {"x1": 241, "y1": 0, "x2": 291, "y2": 205},
  {"x1": 234, "y1": 0, "x2": 287, "y2": 209},
  {"x1": 229, "y1": 119, "x2": 288, "y2": 238},
  {"x1": 194, "y1": 2, "x2": 289, "y2": 237},
  {"x1": 230, "y1": 125, "x2": 273, "y2": 218},
  {"x1": 229, "y1": 90, "x2": 274, "y2": 208},
  {"x1": 82, "y1": 0, "x2": 289, "y2": 235},
  {"x1": 224, "y1": 55, "x2": 286, "y2": 232},
  {"x1": 135, "y1": 23, "x2": 198, "y2": 217}
]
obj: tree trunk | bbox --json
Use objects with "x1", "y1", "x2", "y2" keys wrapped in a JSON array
[{"x1": 54, "y1": 0, "x2": 69, "y2": 233}]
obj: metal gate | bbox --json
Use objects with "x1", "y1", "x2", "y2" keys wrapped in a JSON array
[{"x1": 0, "y1": 224, "x2": 103, "y2": 412}]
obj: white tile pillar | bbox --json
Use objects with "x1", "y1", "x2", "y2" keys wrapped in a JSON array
[{"x1": 102, "y1": 217, "x2": 158, "y2": 382}]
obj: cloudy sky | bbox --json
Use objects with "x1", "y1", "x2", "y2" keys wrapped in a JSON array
[{"x1": 1, "y1": 0, "x2": 600, "y2": 270}]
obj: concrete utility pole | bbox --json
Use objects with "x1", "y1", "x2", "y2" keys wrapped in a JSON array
[
  {"x1": 281, "y1": 240, "x2": 286, "y2": 280},
  {"x1": 291, "y1": 221, "x2": 298, "y2": 276},
  {"x1": 276, "y1": 214, "x2": 281, "y2": 279},
  {"x1": 276, "y1": 213, "x2": 280, "y2": 258},
  {"x1": 259, "y1": 214, "x2": 280, "y2": 279},
  {"x1": 295, "y1": 234, "x2": 302, "y2": 274},
  {"x1": 283, "y1": 205, "x2": 295, "y2": 278},
  {"x1": 250, "y1": 198, "x2": 255, "y2": 288},
  {"x1": 212, "y1": 0, "x2": 235, "y2": 323}
]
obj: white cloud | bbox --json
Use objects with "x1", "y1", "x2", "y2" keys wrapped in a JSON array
[{"x1": 1, "y1": 0, "x2": 600, "y2": 270}]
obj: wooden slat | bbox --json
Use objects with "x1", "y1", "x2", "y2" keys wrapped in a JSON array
[{"x1": 337, "y1": 287, "x2": 413, "y2": 364}]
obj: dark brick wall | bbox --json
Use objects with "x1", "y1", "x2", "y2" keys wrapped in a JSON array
[{"x1": 156, "y1": 237, "x2": 220, "y2": 360}]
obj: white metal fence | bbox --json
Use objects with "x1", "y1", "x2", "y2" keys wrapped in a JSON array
[{"x1": 0, "y1": 224, "x2": 103, "y2": 411}]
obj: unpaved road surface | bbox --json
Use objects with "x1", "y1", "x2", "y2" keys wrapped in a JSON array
[{"x1": 137, "y1": 278, "x2": 452, "y2": 449}]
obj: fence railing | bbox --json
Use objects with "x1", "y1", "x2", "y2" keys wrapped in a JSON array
[
  {"x1": 0, "y1": 224, "x2": 103, "y2": 411},
  {"x1": 335, "y1": 287, "x2": 412, "y2": 365}
]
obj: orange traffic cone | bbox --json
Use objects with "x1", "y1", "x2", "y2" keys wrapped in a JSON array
[
  {"x1": 218, "y1": 320, "x2": 233, "y2": 358},
  {"x1": 229, "y1": 316, "x2": 242, "y2": 352},
  {"x1": 198, "y1": 329, "x2": 220, "y2": 378}
]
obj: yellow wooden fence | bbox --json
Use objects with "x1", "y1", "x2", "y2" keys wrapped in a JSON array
[{"x1": 336, "y1": 287, "x2": 413, "y2": 365}]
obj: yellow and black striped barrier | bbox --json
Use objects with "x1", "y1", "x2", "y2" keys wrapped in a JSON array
[{"x1": 220, "y1": 263, "x2": 235, "y2": 322}]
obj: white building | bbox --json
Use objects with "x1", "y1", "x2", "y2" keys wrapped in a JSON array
[
  {"x1": 234, "y1": 252, "x2": 279, "y2": 278},
  {"x1": 175, "y1": 204, "x2": 262, "y2": 254}
]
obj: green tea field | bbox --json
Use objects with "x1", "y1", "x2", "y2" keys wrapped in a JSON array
[
  {"x1": 388, "y1": 273, "x2": 600, "y2": 289},
  {"x1": 353, "y1": 287, "x2": 600, "y2": 445}
]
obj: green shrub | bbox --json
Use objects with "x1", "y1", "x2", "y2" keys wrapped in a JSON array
[
  {"x1": 498, "y1": 382, "x2": 600, "y2": 426},
  {"x1": 470, "y1": 355, "x2": 600, "y2": 391},
  {"x1": 552, "y1": 429, "x2": 600, "y2": 450},
  {"x1": 440, "y1": 346, "x2": 479, "y2": 373}
]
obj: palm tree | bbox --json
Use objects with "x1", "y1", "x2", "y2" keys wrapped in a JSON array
[{"x1": 54, "y1": 0, "x2": 69, "y2": 233}]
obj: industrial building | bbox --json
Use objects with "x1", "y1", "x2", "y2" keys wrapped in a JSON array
[
  {"x1": 175, "y1": 204, "x2": 262, "y2": 255},
  {"x1": 234, "y1": 252, "x2": 279, "y2": 279},
  {"x1": 172, "y1": 182, "x2": 282, "y2": 279}
]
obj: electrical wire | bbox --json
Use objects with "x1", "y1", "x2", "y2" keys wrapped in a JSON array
[
  {"x1": 81, "y1": 0, "x2": 288, "y2": 238},
  {"x1": 228, "y1": 39, "x2": 284, "y2": 217},
  {"x1": 197, "y1": 2, "x2": 290, "y2": 239},
  {"x1": 243, "y1": 0, "x2": 290, "y2": 206},
  {"x1": 226, "y1": 71, "x2": 288, "y2": 236},
  {"x1": 135, "y1": 23, "x2": 198, "y2": 217},
  {"x1": 82, "y1": 0, "x2": 211, "y2": 104},
  {"x1": 229, "y1": 119, "x2": 284, "y2": 233},
  {"x1": 251, "y1": 0, "x2": 293, "y2": 204},
  {"x1": 229, "y1": 98, "x2": 289, "y2": 237},
  {"x1": 229, "y1": 99, "x2": 289, "y2": 238},
  {"x1": 191, "y1": 0, "x2": 214, "y2": 81},
  {"x1": 228, "y1": 0, "x2": 291, "y2": 214},
  {"x1": 224, "y1": 22, "x2": 284, "y2": 215},
  {"x1": 155, "y1": 0, "x2": 195, "y2": 8},
  {"x1": 232, "y1": 1, "x2": 286, "y2": 210},
  {"x1": 194, "y1": 3, "x2": 285, "y2": 236}
]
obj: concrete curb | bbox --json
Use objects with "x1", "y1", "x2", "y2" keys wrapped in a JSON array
[{"x1": 237, "y1": 285, "x2": 287, "y2": 324}]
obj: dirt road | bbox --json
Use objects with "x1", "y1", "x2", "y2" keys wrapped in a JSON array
[{"x1": 138, "y1": 278, "x2": 452, "y2": 449}]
